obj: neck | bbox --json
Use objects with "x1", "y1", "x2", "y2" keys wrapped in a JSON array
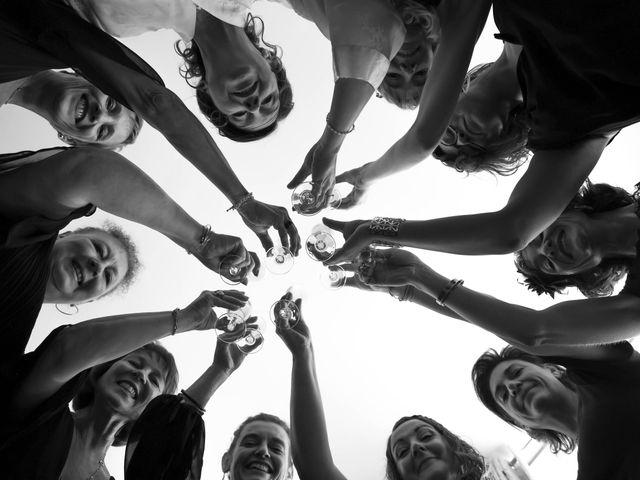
[
  {"x1": 545, "y1": 388, "x2": 580, "y2": 440},
  {"x1": 193, "y1": 7, "x2": 249, "y2": 68},
  {"x1": 73, "y1": 404, "x2": 125, "y2": 452},
  {"x1": 486, "y1": 44, "x2": 523, "y2": 105},
  {"x1": 589, "y1": 204, "x2": 640, "y2": 259}
]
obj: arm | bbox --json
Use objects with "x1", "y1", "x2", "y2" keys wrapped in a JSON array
[{"x1": 274, "y1": 294, "x2": 348, "y2": 480}]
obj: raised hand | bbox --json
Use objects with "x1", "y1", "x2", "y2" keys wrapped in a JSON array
[
  {"x1": 212, "y1": 337, "x2": 248, "y2": 375},
  {"x1": 193, "y1": 232, "x2": 260, "y2": 284},
  {"x1": 273, "y1": 291, "x2": 312, "y2": 356},
  {"x1": 237, "y1": 197, "x2": 301, "y2": 256},
  {"x1": 180, "y1": 290, "x2": 249, "y2": 332},
  {"x1": 321, "y1": 217, "x2": 372, "y2": 265},
  {"x1": 334, "y1": 165, "x2": 371, "y2": 210},
  {"x1": 288, "y1": 142, "x2": 338, "y2": 213},
  {"x1": 353, "y1": 248, "x2": 425, "y2": 287}
]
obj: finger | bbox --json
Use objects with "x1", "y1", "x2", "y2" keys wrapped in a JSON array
[
  {"x1": 214, "y1": 297, "x2": 248, "y2": 310},
  {"x1": 334, "y1": 171, "x2": 353, "y2": 185},
  {"x1": 256, "y1": 231, "x2": 274, "y2": 252},
  {"x1": 339, "y1": 262, "x2": 360, "y2": 273},
  {"x1": 279, "y1": 291, "x2": 293, "y2": 302},
  {"x1": 310, "y1": 181, "x2": 328, "y2": 211},
  {"x1": 325, "y1": 237, "x2": 370, "y2": 266},
  {"x1": 287, "y1": 164, "x2": 311, "y2": 189},
  {"x1": 250, "y1": 251, "x2": 261, "y2": 277},
  {"x1": 245, "y1": 316, "x2": 259, "y2": 326},
  {"x1": 335, "y1": 190, "x2": 363, "y2": 210},
  {"x1": 286, "y1": 220, "x2": 301, "y2": 256},
  {"x1": 322, "y1": 217, "x2": 347, "y2": 233},
  {"x1": 276, "y1": 222, "x2": 290, "y2": 251}
]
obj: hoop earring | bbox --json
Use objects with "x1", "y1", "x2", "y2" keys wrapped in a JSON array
[{"x1": 56, "y1": 303, "x2": 79, "y2": 316}]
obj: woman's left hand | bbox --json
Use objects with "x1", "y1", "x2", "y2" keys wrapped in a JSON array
[
  {"x1": 212, "y1": 337, "x2": 248, "y2": 376},
  {"x1": 273, "y1": 291, "x2": 312, "y2": 356},
  {"x1": 288, "y1": 142, "x2": 338, "y2": 213},
  {"x1": 352, "y1": 248, "x2": 425, "y2": 287}
]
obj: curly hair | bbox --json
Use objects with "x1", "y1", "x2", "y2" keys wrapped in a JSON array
[
  {"x1": 175, "y1": 15, "x2": 293, "y2": 142},
  {"x1": 72, "y1": 221, "x2": 142, "y2": 296},
  {"x1": 386, "y1": 415, "x2": 486, "y2": 480},
  {"x1": 515, "y1": 180, "x2": 636, "y2": 297},
  {"x1": 72, "y1": 342, "x2": 179, "y2": 446},
  {"x1": 378, "y1": 0, "x2": 441, "y2": 109},
  {"x1": 432, "y1": 63, "x2": 531, "y2": 175},
  {"x1": 223, "y1": 413, "x2": 293, "y2": 477},
  {"x1": 471, "y1": 346, "x2": 577, "y2": 454}
]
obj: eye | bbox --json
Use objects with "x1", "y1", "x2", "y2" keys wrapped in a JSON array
[
  {"x1": 97, "y1": 125, "x2": 108, "y2": 141},
  {"x1": 263, "y1": 94, "x2": 275, "y2": 105},
  {"x1": 104, "y1": 268, "x2": 113, "y2": 286},
  {"x1": 543, "y1": 258, "x2": 555, "y2": 272},
  {"x1": 106, "y1": 96, "x2": 116, "y2": 111},
  {"x1": 271, "y1": 445, "x2": 284, "y2": 454},
  {"x1": 413, "y1": 70, "x2": 428, "y2": 83}
]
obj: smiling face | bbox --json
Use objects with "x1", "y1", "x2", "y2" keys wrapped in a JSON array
[
  {"x1": 227, "y1": 420, "x2": 291, "y2": 480},
  {"x1": 519, "y1": 211, "x2": 601, "y2": 276},
  {"x1": 488, "y1": 360, "x2": 571, "y2": 430},
  {"x1": 49, "y1": 75, "x2": 137, "y2": 148},
  {"x1": 384, "y1": 24, "x2": 437, "y2": 108},
  {"x1": 45, "y1": 230, "x2": 128, "y2": 304},
  {"x1": 95, "y1": 350, "x2": 167, "y2": 419},
  {"x1": 389, "y1": 419, "x2": 458, "y2": 480}
]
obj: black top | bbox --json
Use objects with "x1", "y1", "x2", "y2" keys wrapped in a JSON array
[
  {"x1": 550, "y1": 343, "x2": 640, "y2": 479},
  {"x1": 0, "y1": 0, "x2": 164, "y2": 111},
  {"x1": 0, "y1": 149, "x2": 95, "y2": 368},
  {"x1": 493, "y1": 0, "x2": 640, "y2": 150}
]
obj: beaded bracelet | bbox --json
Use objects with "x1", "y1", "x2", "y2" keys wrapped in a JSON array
[
  {"x1": 326, "y1": 114, "x2": 355, "y2": 136},
  {"x1": 369, "y1": 217, "x2": 405, "y2": 237},
  {"x1": 171, "y1": 308, "x2": 180, "y2": 335},
  {"x1": 227, "y1": 192, "x2": 254, "y2": 212},
  {"x1": 436, "y1": 279, "x2": 464, "y2": 307},
  {"x1": 187, "y1": 224, "x2": 214, "y2": 257},
  {"x1": 180, "y1": 389, "x2": 206, "y2": 415}
]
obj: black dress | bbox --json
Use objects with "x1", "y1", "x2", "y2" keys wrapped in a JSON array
[
  {"x1": 0, "y1": 0, "x2": 164, "y2": 111},
  {"x1": 0, "y1": 149, "x2": 95, "y2": 368},
  {"x1": 493, "y1": 0, "x2": 640, "y2": 150}
]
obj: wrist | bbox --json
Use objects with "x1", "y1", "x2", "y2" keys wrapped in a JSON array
[
  {"x1": 228, "y1": 187, "x2": 251, "y2": 205},
  {"x1": 210, "y1": 363, "x2": 233, "y2": 379}
]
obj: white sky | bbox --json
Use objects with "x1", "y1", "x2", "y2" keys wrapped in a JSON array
[{"x1": 4, "y1": 4, "x2": 639, "y2": 479}]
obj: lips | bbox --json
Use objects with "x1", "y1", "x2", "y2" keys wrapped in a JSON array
[
  {"x1": 117, "y1": 379, "x2": 139, "y2": 400},
  {"x1": 245, "y1": 461, "x2": 272, "y2": 474},
  {"x1": 71, "y1": 260, "x2": 84, "y2": 286},
  {"x1": 75, "y1": 94, "x2": 88, "y2": 123}
]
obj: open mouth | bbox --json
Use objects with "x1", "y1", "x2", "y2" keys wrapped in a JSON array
[
  {"x1": 246, "y1": 461, "x2": 272, "y2": 474},
  {"x1": 71, "y1": 260, "x2": 84, "y2": 286},
  {"x1": 75, "y1": 94, "x2": 88, "y2": 123},
  {"x1": 117, "y1": 379, "x2": 139, "y2": 400},
  {"x1": 396, "y1": 43, "x2": 421, "y2": 59}
]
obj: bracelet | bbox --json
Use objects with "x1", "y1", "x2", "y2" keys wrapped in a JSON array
[
  {"x1": 436, "y1": 279, "x2": 464, "y2": 307},
  {"x1": 227, "y1": 192, "x2": 254, "y2": 212},
  {"x1": 390, "y1": 285, "x2": 413, "y2": 302},
  {"x1": 171, "y1": 308, "x2": 180, "y2": 335},
  {"x1": 187, "y1": 224, "x2": 215, "y2": 256},
  {"x1": 180, "y1": 389, "x2": 206, "y2": 415},
  {"x1": 371, "y1": 239, "x2": 401, "y2": 248},
  {"x1": 326, "y1": 114, "x2": 355, "y2": 135},
  {"x1": 369, "y1": 217, "x2": 405, "y2": 237}
]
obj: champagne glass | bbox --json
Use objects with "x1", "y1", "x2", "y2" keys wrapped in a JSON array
[
  {"x1": 215, "y1": 302, "x2": 264, "y2": 354},
  {"x1": 265, "y1": 246, "x2": 295, "y2": 275},
  {"x1": 291, "y1": 182, "x2": 342, "y2": 216},
  {"x1": 219, "y1": 255, "x2": 257, "y2": 285},
  {"x1": 270, "y1": 298, "x2": 300, "y2": 330},
  {"x1": 305, "y1": 224, "x2": 339, "y2": 262},
  {"x1": 319, "y1": 265, "x2": 347, "y2": 289}
]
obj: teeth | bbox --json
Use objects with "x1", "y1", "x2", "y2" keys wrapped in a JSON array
[
  {"x1": 248, "y1": 462, "x2": 270, "y2": 473},
  {"x1": 72, "y1": 262, "x2": 84, "y2": 285},
  {"x1": 118, "y1": 380, "x2": 138, "y2": 399},
  {"x1": 75, "y1": 96, "x2": 87, "y2": 121}
]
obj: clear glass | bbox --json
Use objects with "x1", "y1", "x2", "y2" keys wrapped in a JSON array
[
  {"x1": 320, "y1": 265, "x2": 347, "y2": 289},
  {"x1": 291, "y1": 182, "x2": 342, "y2": 216},
  {"x1": 305, "y1": 224, "x2": 338, "y2": 262},
  {"x1": 214, "y1": 301, "x2": 253, "y2": 343},
  {"x1": 269, "y1": 298, "x2": 300, "y2": 329},
  {"x1": 265, "y1": 246, "x2": 295, "y2": 274},
  {"x1": 219, "y1": 255, "x2": 250, "y2": 285}
]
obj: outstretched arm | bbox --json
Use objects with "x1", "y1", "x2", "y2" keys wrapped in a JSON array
[{"x1": 274, "y1": 294, "x2": 348, "y2": 480}]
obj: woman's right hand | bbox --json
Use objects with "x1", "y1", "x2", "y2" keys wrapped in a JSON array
[
  {"x1": 179, "y1": 290, "x2": 249, "y2": 332},
  {"x1": 334, "y1": 165, "x2": 372, "y2": 210},
  {"x1": 273, "y1": 291, "x2": 312, "y2": 356},
  {"x1": 194, "y1": 233, "x2": 260, "y2": 285}
]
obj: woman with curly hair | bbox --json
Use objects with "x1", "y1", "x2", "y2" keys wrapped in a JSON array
[
  {"x1": 472, "y1": 343, "x2": 640, "y2": 479},
  {"x1": 274, "y1": 291, "x2": 486, "y2": 480},
  {"x1": 515, "y1": 180, "x2": 639, "y2": 298}
]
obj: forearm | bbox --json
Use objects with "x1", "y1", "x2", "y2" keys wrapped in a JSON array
[
  {"x1": 183, "y1": 365, "x2": 230, "y2": 410},
  {"x1": 290, "y1": 349, "x2": 346, "y2": 480},
  {"x1": 400, "y1": 286, "x2": 463, "y2": 320}
]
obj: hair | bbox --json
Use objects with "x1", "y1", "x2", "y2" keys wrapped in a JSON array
[
  {"x1": 72, "y1": 342, "x2": 179, "y2": 446},
  {"x1": 471, "y1": 346, "x2": 577, "y2": 454},
  {"x1": 175, "y1": 15, "x2": 293, "y2": 142},
  {"x1": 432, "y1": 63, "x2": 531, "y2": 175},
  {"x1": 378, "y1": 0, "x2": 441, "y2": 109},
  {"x1": 515, "y1": 180, "x2": 636, "y2": 297},
  {"x1": 70, "y1": 222, "x2": 142, "y2": 296},
  {"x1": 223, "y1": 413, "x2": 293, "y2": 478},
  {"x1": 385, "y1": 415, "x2": 485, "y2": 480}
]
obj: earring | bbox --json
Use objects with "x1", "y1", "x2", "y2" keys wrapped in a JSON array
[
  {"x1": 55, "y1": 303, "x2": 79, "y2": 315},
  {"x1": 57, "y1": 132, "x2": 73, "y2": 144}
]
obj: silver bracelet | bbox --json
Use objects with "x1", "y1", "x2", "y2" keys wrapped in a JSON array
[
  {"x1": 227, "y1": 192, "x2": 254, "y2": 212},
  {"x1": 326, "y1": 114, "x2": 355, "y2": 135},
  {"x1": 369, "y1": 217, "x2": 405, "y2": 237}
]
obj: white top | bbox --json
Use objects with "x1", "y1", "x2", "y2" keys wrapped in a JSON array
[{"x1": 192, "y1": 0, "x2": 292, "y2": 27}]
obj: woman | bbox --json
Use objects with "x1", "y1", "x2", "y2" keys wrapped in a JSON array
[
  {"x1": 472, "y1": 344, "x2": 640, "y2": 479},
  {"x1": 320, "y1": 0, "x2": 640, "y2": 263},
  {"x1": 286, "y1": 0, "x2": 446, "y2": 208},
  {"x1": 0, "y1": 147, "x2": 258, "y2": 363},
  {"x1": 2, "y1": 70, "x2": 142, "y2": 149},
  {"x1": 220, "y1": 412, "x2": 294, "y2": 480},
  {"x1": 0, "y1": 0, "x2": 299, "y2": 252},
  {"x1": 515, "y1": 181, "x2": 639, "y2": 298},
  {"x1": 0, "y1": 289, "x2": 249, "y2": 479},
  {"x1": 273, "y1": 291, "x2": 485, "y2": 480}
]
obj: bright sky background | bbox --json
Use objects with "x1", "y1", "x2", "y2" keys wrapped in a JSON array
[{"x1": 4, "y1": 4, "x2": 639, "y2": 479}]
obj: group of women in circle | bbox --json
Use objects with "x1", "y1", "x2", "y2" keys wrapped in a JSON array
[{"x1": 1, "y1": 0, "x2": 639, "y2": 478}]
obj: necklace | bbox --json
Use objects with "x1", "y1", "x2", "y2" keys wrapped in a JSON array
[{"x1": 86, "y1": 458, "x2": 105, "y2": 480}]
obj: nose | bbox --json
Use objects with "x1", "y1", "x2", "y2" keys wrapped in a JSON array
[
  {"x1": 399, "y1": 62, "x2": 417, "y2": 74},
  {"x1": 541, "y1": 238, "x2": 555, "y2": 258},
  {"x1": 87, "y1": 256, "x2": 108, "y2": 279},
  {"x1": 244, "y1": 95, "x2": 260, "y2": 112},
  {"x1": 255, "y1": 441, "x2": 270, "y2": 458},
  {"x1": 410, "y1": 441, "x2": 426, "y2": 457},
  {"x1": 507, "y1": 380, "x2": 521, "y2": 397}
]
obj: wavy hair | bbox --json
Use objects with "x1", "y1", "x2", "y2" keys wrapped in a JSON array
[
  {"x1": 433, "y1": 63, "x2": 531, "y2": 175},
  {"x1": 515, "y1": 180, "x2": 636, "y2": 297},
  {"x1": 72, "y1": 342, "x2": 179, "y2": 446},
  {"x1": 175, "y1": 15, "x2": 293, "y2": 142},
  {"x1": 386, "y1": 415, "x2": 486, "y2": 480},
  {"x1": 378, "y1": 0, "x2": 441, "y2": 109},
  {"x1": 471, "y1": 346, "x2": 577, "y2": 454}
]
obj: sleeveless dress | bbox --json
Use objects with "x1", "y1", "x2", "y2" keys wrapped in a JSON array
[{"x1": 493, "y1": 0, "x2": 640, "y2": 150}]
